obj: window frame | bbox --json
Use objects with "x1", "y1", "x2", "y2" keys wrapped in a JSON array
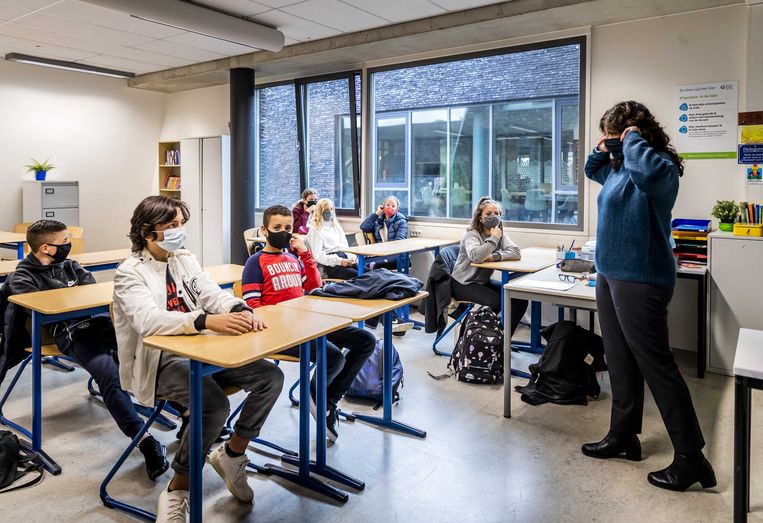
[
  {"x1": 367, "y1": 36, "x2": 587, "y2": 231},
  {"x1": 254, "y1": 70, "x2": 362, "y2": 216}
]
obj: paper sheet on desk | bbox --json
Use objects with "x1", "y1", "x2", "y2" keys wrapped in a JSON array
[{"x1": 516, "y1": 280, "x2": 575, "y2": 291}]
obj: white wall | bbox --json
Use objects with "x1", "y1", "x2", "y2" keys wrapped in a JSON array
[
  {"x1": 159, "y1": 84, "x2": 229, "y2": 141},
  {"x1": 0, "y1": 59, "x2": 166, "y2": 251}
]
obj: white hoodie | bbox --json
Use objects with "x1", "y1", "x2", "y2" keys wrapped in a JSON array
[{"x1": 112, "y1": 249, "x2": 244, "y2": 405}]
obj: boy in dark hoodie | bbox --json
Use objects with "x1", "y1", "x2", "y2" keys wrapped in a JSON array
[{"x1": 0, "y1": 220, "x2": 169, "y2": 480}]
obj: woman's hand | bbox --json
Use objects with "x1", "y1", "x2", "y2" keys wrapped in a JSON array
[
  {"x1": 489, "y1": 226, "x2": 503, "y2": 240},
  {"x1": 620, "y1": 126, "x2": 641, "y2": 140},
  {"x1": 596, "y1": 134, "x2": 608, "y2": 152},
  {"x1": 375, "y1": 205, "x2": 384, "y2": 216}
]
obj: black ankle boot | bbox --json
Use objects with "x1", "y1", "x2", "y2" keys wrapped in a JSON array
[
  {"x1": 138, "y1": 436, "x2": 169, "y2": 481},
  {"x1": 581, "y1": 432, "x2": 641, "y2": 461},
  {"x1": 647, "y1": 453, "x2": 717, "y2": 491}
]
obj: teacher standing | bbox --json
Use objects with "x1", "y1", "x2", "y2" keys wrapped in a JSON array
[{"x1": 582, "y1": 101, "x2": 715, "y2": 492}]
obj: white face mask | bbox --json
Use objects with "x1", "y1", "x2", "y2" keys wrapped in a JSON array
[{"x1": 156, "y1": 227, "x2": 186, "y2": 253}]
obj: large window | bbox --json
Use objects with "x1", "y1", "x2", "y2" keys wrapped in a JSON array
[
  {"x1": 255, "y1": 72, "x2": 361, "y2": 213},
  {"x1": 370, "y1": 39, "x2": 584, "y2": 227}
]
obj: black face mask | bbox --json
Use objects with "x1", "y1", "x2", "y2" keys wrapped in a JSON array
[
  {"x1": 266, "y1": 230, "x2": 292, "y2": 250},
  {"x1": 47, "y1": 242, "x2": 72, "y2": 264},
  {"x1": 604, "y1": 138, "x2": 624, "y2": 159},
  {"x1": 306, "y1": 200, "x2": 316, "y2": 208}
]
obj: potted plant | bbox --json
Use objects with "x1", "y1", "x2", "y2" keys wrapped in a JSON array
[
  {"x1": 25, "y1": 158, "x2": 55, "y2": 181},
  {"x1": 711, "y1": 200, "x2": 739, "y2": 232}
]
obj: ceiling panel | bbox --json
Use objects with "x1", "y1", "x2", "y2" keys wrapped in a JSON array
[
  {"x1": 253, "y1": 9, "x2": 340, "y2": 41},
  {"x1": 133, "y1": 39, "x2": 228, "y2": 62},
  {"x1": 280, "y1": 0, "x2": 390, "y2": 32},
  {"x1": 163, "y1": 31, "x2": 257, "y2": 55},
  {"x1": 0, "y1": 0, "x2": 60, "y2": 9},
  {"x1": 256, "y1": 0, "x2": 309, "y2": 8},
  {"x1": 341, "y1": 0, "x2": 446, "y2": 23},
  {"x1": 196, "y1": 0, "x2": 273, "y2": 16},
  {"x1": 10, "y1": 13, "x2": 154, "y2": 46},
  {"x1": 80, "y1": 54, "x2": 158, "y2": 74},
  {"x1": 0, "y1": 4, "x2": 30, "y2": 20},
  {"x1": 429, "y1": 0, "x2": 506, "y2": 10},
  {"x1": 0, "y1": 34, "x2": 97, "y2": 61}
]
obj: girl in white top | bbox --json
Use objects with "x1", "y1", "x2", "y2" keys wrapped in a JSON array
[{"x1": 306, "y1": 198, "x2": 358, "y2": 280}]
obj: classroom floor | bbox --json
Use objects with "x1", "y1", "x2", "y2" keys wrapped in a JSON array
[{"x1": 2, "y1": 315, "x2": 760, "y2": 523}]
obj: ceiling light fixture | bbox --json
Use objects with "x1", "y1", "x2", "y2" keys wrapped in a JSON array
[
  {"x1": 5, "y1": 53, "x2": 135, "y2": 78},
  {"x1": 82, "y1": 0, "x2": 284, "y2": 52}
]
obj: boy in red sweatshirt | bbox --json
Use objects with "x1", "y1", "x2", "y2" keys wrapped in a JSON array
[{"x1": 242, "y1": 205, "x2": 375, "y2": 442}]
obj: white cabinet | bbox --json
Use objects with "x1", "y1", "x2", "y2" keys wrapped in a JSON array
[
  {"x1": 180, "y1": 136, "x2": 230, "y2": 267},
  {"x1": 708, "y1": 231, "x2": 763, "y2": 374},
  {"x1": 22, "y1": 181, "x2": 79, "y2": 226}
]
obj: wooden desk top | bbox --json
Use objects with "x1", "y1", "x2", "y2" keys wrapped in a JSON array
[
  {"x1": 276, "y1": 291, "x2": 428, "y2": 321},
  {"x1": 506, "y1": 266, "x2": 596, "y2": 301},
  {"x1": 70, "y1": 248, "x2": 132, "y2": 266},
  {"x1": 340, "y1": 237, "x2": 453, "y2": 257},
  {"x1": 472, "y1": 246, "x2": 557, "y2": 273},
  {"x1": 143, "y1": 306, "x2": 352, "y2": 368},
  {"x1": 0, "y1": 232, "x2": 27, "y2": 244},
  {"x1": 7, "y1": 265, "x2": 245, "y2": 314},
  {"x1": 203, "y1": 264, "x2": 244, "y2": 286},
  {"x1": 0, "y1": 260, "x2": 19, "y2": 276}
]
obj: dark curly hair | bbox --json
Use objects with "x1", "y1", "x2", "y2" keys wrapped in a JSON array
[
  {"x1": 600, "y1": 101, "x2": 684, "y2": 176},
  {"x1": 128, "y1": 195, "x2": 189, "y2": 253}
]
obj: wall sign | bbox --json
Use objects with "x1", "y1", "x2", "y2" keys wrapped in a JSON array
[{"x1": 674, "y1": 81, "x2": 738, "y2": 159}]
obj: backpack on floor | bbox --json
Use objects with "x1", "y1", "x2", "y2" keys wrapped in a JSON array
[
  {"x1": 449, "y1": 306, "x2": 504, "y2": 384},
  {"x1": 0, "y1": 430, "x2": 44, "y2": 493},
  {"x1": 347, "y1": 340, "x2": 403, "y2": 409}
]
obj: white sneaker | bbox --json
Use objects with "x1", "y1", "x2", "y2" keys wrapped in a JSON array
[
  {"x1": 156, "y1": 485, "x2": 189, "y2": 523},
  {"x1": 208, "y1": 444, "x2": 254, "y2": 503},
  {"x1": 391, "y1": 318, "x2": 414, "y2": 334}
]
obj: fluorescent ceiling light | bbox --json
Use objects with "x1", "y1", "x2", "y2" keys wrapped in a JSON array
[
  {"x1": 5, "y1": 53, "x2": 134, "y2": 78},
  {"x1": 82, "y1": 0, "x2": 284, "y2": 52}
]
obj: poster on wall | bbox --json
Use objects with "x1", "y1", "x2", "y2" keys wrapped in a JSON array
[
  {"x1": 674, "y1": 81, "x2": 738, "y2": 159},
  {"x1": 739, "y1": 111, "x2": 763, "y2": 185}
]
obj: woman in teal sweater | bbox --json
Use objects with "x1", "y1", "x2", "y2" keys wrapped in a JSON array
[{"x1": 582, "y1": 101, "x2": 715, "y2": 492}]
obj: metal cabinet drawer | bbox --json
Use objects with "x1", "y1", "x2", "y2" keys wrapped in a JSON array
[
  {"x1": 41, "y1": 183, "x2": 78, "y2": 209},
  {"x1": 42, "y1": 207, "x2": 79, "y2": 226}
]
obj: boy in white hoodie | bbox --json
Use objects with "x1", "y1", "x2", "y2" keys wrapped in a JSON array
[{"x1": 113, "y1": 196, "x2": 283, "y2": 522}]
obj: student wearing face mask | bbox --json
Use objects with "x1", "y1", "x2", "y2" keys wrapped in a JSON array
[
  {"x1": 112, "y1": 196, "x2": 283, "y2": 521},
  {"x1": 242, "y1": 205, "x2": 375, "y2": 442},
  {"x1": 0, "y1": 220, "x2": 170, "y2": 482},
  {"x1": 582, "y1": 101, "x2": 715, "y2": 492},
  {"x1": 359, "y1": 195, "x2": 408, "y2": 270},
  {"x1": 306, "y1": 198, "x2": 358, "y2": 280},
  {"x1": 450, "y1": 197, "x2": 528, "y2": 336},
  {"x1": 292, "y1": 188, "x2": 319, "y2": 235}
]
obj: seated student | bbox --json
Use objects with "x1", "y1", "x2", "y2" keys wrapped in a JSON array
[
  {"x1": 112, "y1": 195, "x2": 283, "y2": 522},
  {"x1": 242, "y1": 205, "x2": 375, "y2": 442},
  {"x1": 359, "y1": 195, "x2": 408, "y2": 270},
  {"x1": 306, "y1": 198, "x2": 358, "y2": 280},
  {"x1": 451, "y1": 197, "x2": 529, "y2": 335},
  {"x1": 292, "y1": 188, "x2": 319, "y2": 235},
  {"x1": 0, "y1": 220, "x2": 169, "y2": 481}
]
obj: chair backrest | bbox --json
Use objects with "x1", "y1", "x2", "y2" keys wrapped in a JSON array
[
  {"x1": 13, "y1": 223, "x2": 32, "y2": 234},
  {"x1": 68, "y1": 226, "x2": 85, "y2": 254},
  {"x1": 354, "y1": 231, "x2": 373, "y2": 246},
  {"x1": 232, "y1": 280, "x2": 243, "y2": 299},
  {"x1": 243, "y1": 227, "x2": 257, "y2": 255}
]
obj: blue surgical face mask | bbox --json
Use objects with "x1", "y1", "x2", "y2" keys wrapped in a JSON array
[
  {"x1": 322, "y1": 210, "x2": 334, "y2": 222},
  {"x1": 156, "y1": 227, "x2": 186, "y2": 253}
]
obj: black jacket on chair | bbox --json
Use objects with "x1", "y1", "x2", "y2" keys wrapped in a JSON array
[{"x1": 422, "y1": 245, "x2": 459, "y2": 334}]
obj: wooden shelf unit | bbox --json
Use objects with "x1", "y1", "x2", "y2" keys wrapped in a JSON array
[{"x1": 159, "y1": 141, "x2": 181, "y2": 198}]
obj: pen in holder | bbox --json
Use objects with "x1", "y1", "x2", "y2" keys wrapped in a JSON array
[{"x1": 556, "y1": 251, "x2": 576, "y2": 260}]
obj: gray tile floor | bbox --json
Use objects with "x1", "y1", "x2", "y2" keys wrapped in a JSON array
[{"x1": 1, "y1": 318, "x2": 759, "y2": 522}]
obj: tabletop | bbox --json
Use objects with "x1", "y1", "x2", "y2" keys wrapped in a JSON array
[
  {"x1": 733, "y1": 328, "x2": 763, "y2": 380},
  {"x1": 70, "y1": 248, "x2": 132, "y2": 266},
  {"x1": 203, "y1": 264, "x2": 244, "y2": 286},
  {"x1": 0, "y1": 232, "x2": 27, "y2": 244},
  {"x1": 472, "y1": 247, "x2": 557, "y2": 273},
  {"x1": 276, "y1": 291, "x2": 429, "y2": 322},
  {"x1": 505, "y1": 265, "x2": 596, "y2": 301},
  {"x1": 340, "y1": 238, "x2": 452, "y2": 257},
  {"x1": 143, "y1": 305, "x2": 352, "y2": 368}
]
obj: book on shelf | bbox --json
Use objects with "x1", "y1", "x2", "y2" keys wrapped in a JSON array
[
  {"x1": 164, "y1": 149, "x2": 180, "y2": 166},
  {"x1": 165, "y1": 176, "x2": 181, "y2": 190}
]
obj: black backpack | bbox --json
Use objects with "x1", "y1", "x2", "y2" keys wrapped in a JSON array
[
  {"x1": 449, "y1": 307, "x2": 504, "y2": 384},
  {"x1": 0, "y1": 431, "x2": 44, "y2": 493}
]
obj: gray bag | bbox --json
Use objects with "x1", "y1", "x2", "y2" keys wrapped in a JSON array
[{"x1": 559, "y1": 259, "x2": 596, "y2": 273}]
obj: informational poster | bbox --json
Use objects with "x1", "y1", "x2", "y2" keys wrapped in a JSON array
[
  {"x1": 674, "y1": 81, "x2": 738, "y2": 159},
  {"x1": 739, "y1": 112, "x2": 763, "y2": 185},
  {"x1": 747, "y1": 164, "x2": 762, "y2": 184}
]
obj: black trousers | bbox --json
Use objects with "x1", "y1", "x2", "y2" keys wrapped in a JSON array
[
  {"x1": 596, "y1": 274, "x2": 705, "y2": 454},
  {"x1": 323, "y1": 264, "x2": 358, "y2": 280},
  {"x1": 283, "y1": 326, "x2": 376, "y2": 408},
  {"x1": 450, "y1": 278, "x2": 528, "y2": 336}
]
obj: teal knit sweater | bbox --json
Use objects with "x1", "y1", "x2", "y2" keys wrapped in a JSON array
[{"x1": 584, "y1": 131, "x2": 679, "y2": 289}]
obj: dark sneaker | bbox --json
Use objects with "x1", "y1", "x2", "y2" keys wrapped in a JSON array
[
  {"x1": 326, "y1": 407, "x2": 339, "y2": 442},
  {"x1": 139, "y1": 435, "x2": 170, "y2": 481}
]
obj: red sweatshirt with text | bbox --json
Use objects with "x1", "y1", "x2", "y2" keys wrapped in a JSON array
[{"x1": 241, "y1": 249, "x2": 322, "y2": 308}]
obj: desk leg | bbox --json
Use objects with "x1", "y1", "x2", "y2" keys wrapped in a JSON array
[
  {"x1": 697, "y1": 274, "x2": 707, "y2": 379},
  {"x1": 268, "y1": 342, "x2": 349, "y2": 502},
  {"x1": 401, "y1": 252, "x2": 423, "y2": 328},
  {"x1": 734, "y1": 377, "x2": 751, "y2": 522},
  {"x1": 530, "y1": 301, "x2": 542, "y2": 353},
  {"x1": 500, "y1": 271, "x2": 509, "y2": 325},
  {"x1": 357, "y1": 256, "x2": 366, "y2": 329},
  {"x1": 504, "y1": 287, "x2": 512, "y2": 418},
  {"x1": 30, "y1": 311, "x2": 61, "y2": 475},
  {"x1": 283, "y1": 338, "x2": 364, "y2": 491},
  {"x1": 352, "y1": 311, "x2": 426, "y2": 438},
  {"x1": 17, "y1": 242, "x2": 24, "y2": 260},
  {"x1": 189, "y1": 361, "x2": 203, "y2": 523}
]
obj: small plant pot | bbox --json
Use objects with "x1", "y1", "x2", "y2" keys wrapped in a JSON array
[
  {"x1": 719, "y1": 221, "x2": 734, "y2": 232},
  {"x1": 35, "y1": 170, "x2": 47, "y2": 181}
]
